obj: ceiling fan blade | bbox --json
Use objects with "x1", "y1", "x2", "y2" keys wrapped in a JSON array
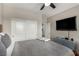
[
  {"x1": 50, "y1": 3, "x2": 56, "y2": 9},
  {"x1": 40, "y1": 4, "x2": 45, "y2": 10}
]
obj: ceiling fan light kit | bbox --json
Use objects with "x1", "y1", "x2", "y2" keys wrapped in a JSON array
[
  {"x1": 40, "y1": 3, "x2": 56, "y2": 10},
  {"x1": 45, "y1": 3, "x2": 50, "y2": 6}
]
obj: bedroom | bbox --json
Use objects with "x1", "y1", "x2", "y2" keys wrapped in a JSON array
[{"x1": 0, "y1": 3, "x2": 79, "y2": 56}]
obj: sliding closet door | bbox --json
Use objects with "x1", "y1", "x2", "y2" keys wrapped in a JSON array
[
  {"x1": 11, "y1": 19, "x2": 25, "y2": 41},
  {"x1": 11, "y1": 19, "x2": 37, "y2": 42},
  {"x1": 25, "y1": 20, "x2": 37, "y2": 39}
]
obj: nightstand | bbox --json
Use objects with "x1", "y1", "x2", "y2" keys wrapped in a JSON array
[
  {"x1": 73, "y1": 50, "x2": 79, "y2": 56},
  {"x1": 73, "y1": 41, "x2": 79, "y2": 56}
]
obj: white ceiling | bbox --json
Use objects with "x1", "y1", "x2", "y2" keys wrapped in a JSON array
[{"x1": 4, "y1": 3, "x2": 79, "y2": 18}]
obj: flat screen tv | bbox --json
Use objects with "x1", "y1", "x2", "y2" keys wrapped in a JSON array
[{"x1": 56, "y1": 16, "x2": 77, "y2": 31}]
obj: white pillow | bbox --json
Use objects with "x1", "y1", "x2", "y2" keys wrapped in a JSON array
[
  {"x1": 0, "y1": 32, "x2": 5, "y2": 36},
  {"x1": 41, "y1": 37, "x2": 50, "y2": 41}
]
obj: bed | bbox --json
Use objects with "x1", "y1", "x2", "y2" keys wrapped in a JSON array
[
  {"x1": 52, "y1": 37, "x2": 76, "y2": 51},
  {"x1": 11, "y1": 39, "x2": 74, "y2": 56}
]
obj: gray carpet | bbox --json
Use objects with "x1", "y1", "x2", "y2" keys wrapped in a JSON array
[{"x1": 11, "y1": 40, "x2": 74, "y2": 56}]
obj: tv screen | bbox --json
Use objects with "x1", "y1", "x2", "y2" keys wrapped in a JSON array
[{"x1": 56, "y1": 16, "x2": 77, "y2": 31}]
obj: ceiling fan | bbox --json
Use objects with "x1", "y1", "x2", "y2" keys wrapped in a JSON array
[{"x1": 40, "y1": 3, "x2": 56, "y2": 10}]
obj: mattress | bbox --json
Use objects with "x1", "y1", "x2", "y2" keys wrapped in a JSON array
[{"x1": 11, "y1": 40, "x2": 74, "y2": 56}]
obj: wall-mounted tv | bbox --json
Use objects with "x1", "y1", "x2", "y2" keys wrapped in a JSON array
[{"x1": 56, "y1": 16, "x2": 77, "y2": 31}]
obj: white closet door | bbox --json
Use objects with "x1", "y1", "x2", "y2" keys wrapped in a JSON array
[
  {"x1": 25, "y1": 20, "x2": 37, "y2": 39},
  {"x1": 11, "y1": 19, "x2": 25, "y2": 41},
  {"x1": 11, "y1": 19, "x2": 37, "y2": 41}
]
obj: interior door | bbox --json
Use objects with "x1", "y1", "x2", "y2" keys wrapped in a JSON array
[
  {"x1": 11, "y1": 19, "x2": 37, "y2": 41},
  {"x1": 11, "y1": 19, "x2": 25, "y2": 42}
]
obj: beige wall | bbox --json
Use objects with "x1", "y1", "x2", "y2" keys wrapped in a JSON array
[
  {"x1": 48, "y1": 5, "x2": 79, "y2": 42},
  {"x1": 0, "y1": 4, "x2": 1, "y2": 24}
]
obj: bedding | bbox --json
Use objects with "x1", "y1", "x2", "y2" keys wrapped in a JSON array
[
  {"x1": 52, "y1": 37, "x2": 76, "y2": 50},
  {"x1": 11, "y1": 40, "x2": 74, "y2": 56},
  {"x1": 0, "y1": 33, "x2": 11, "y2": 56}
]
